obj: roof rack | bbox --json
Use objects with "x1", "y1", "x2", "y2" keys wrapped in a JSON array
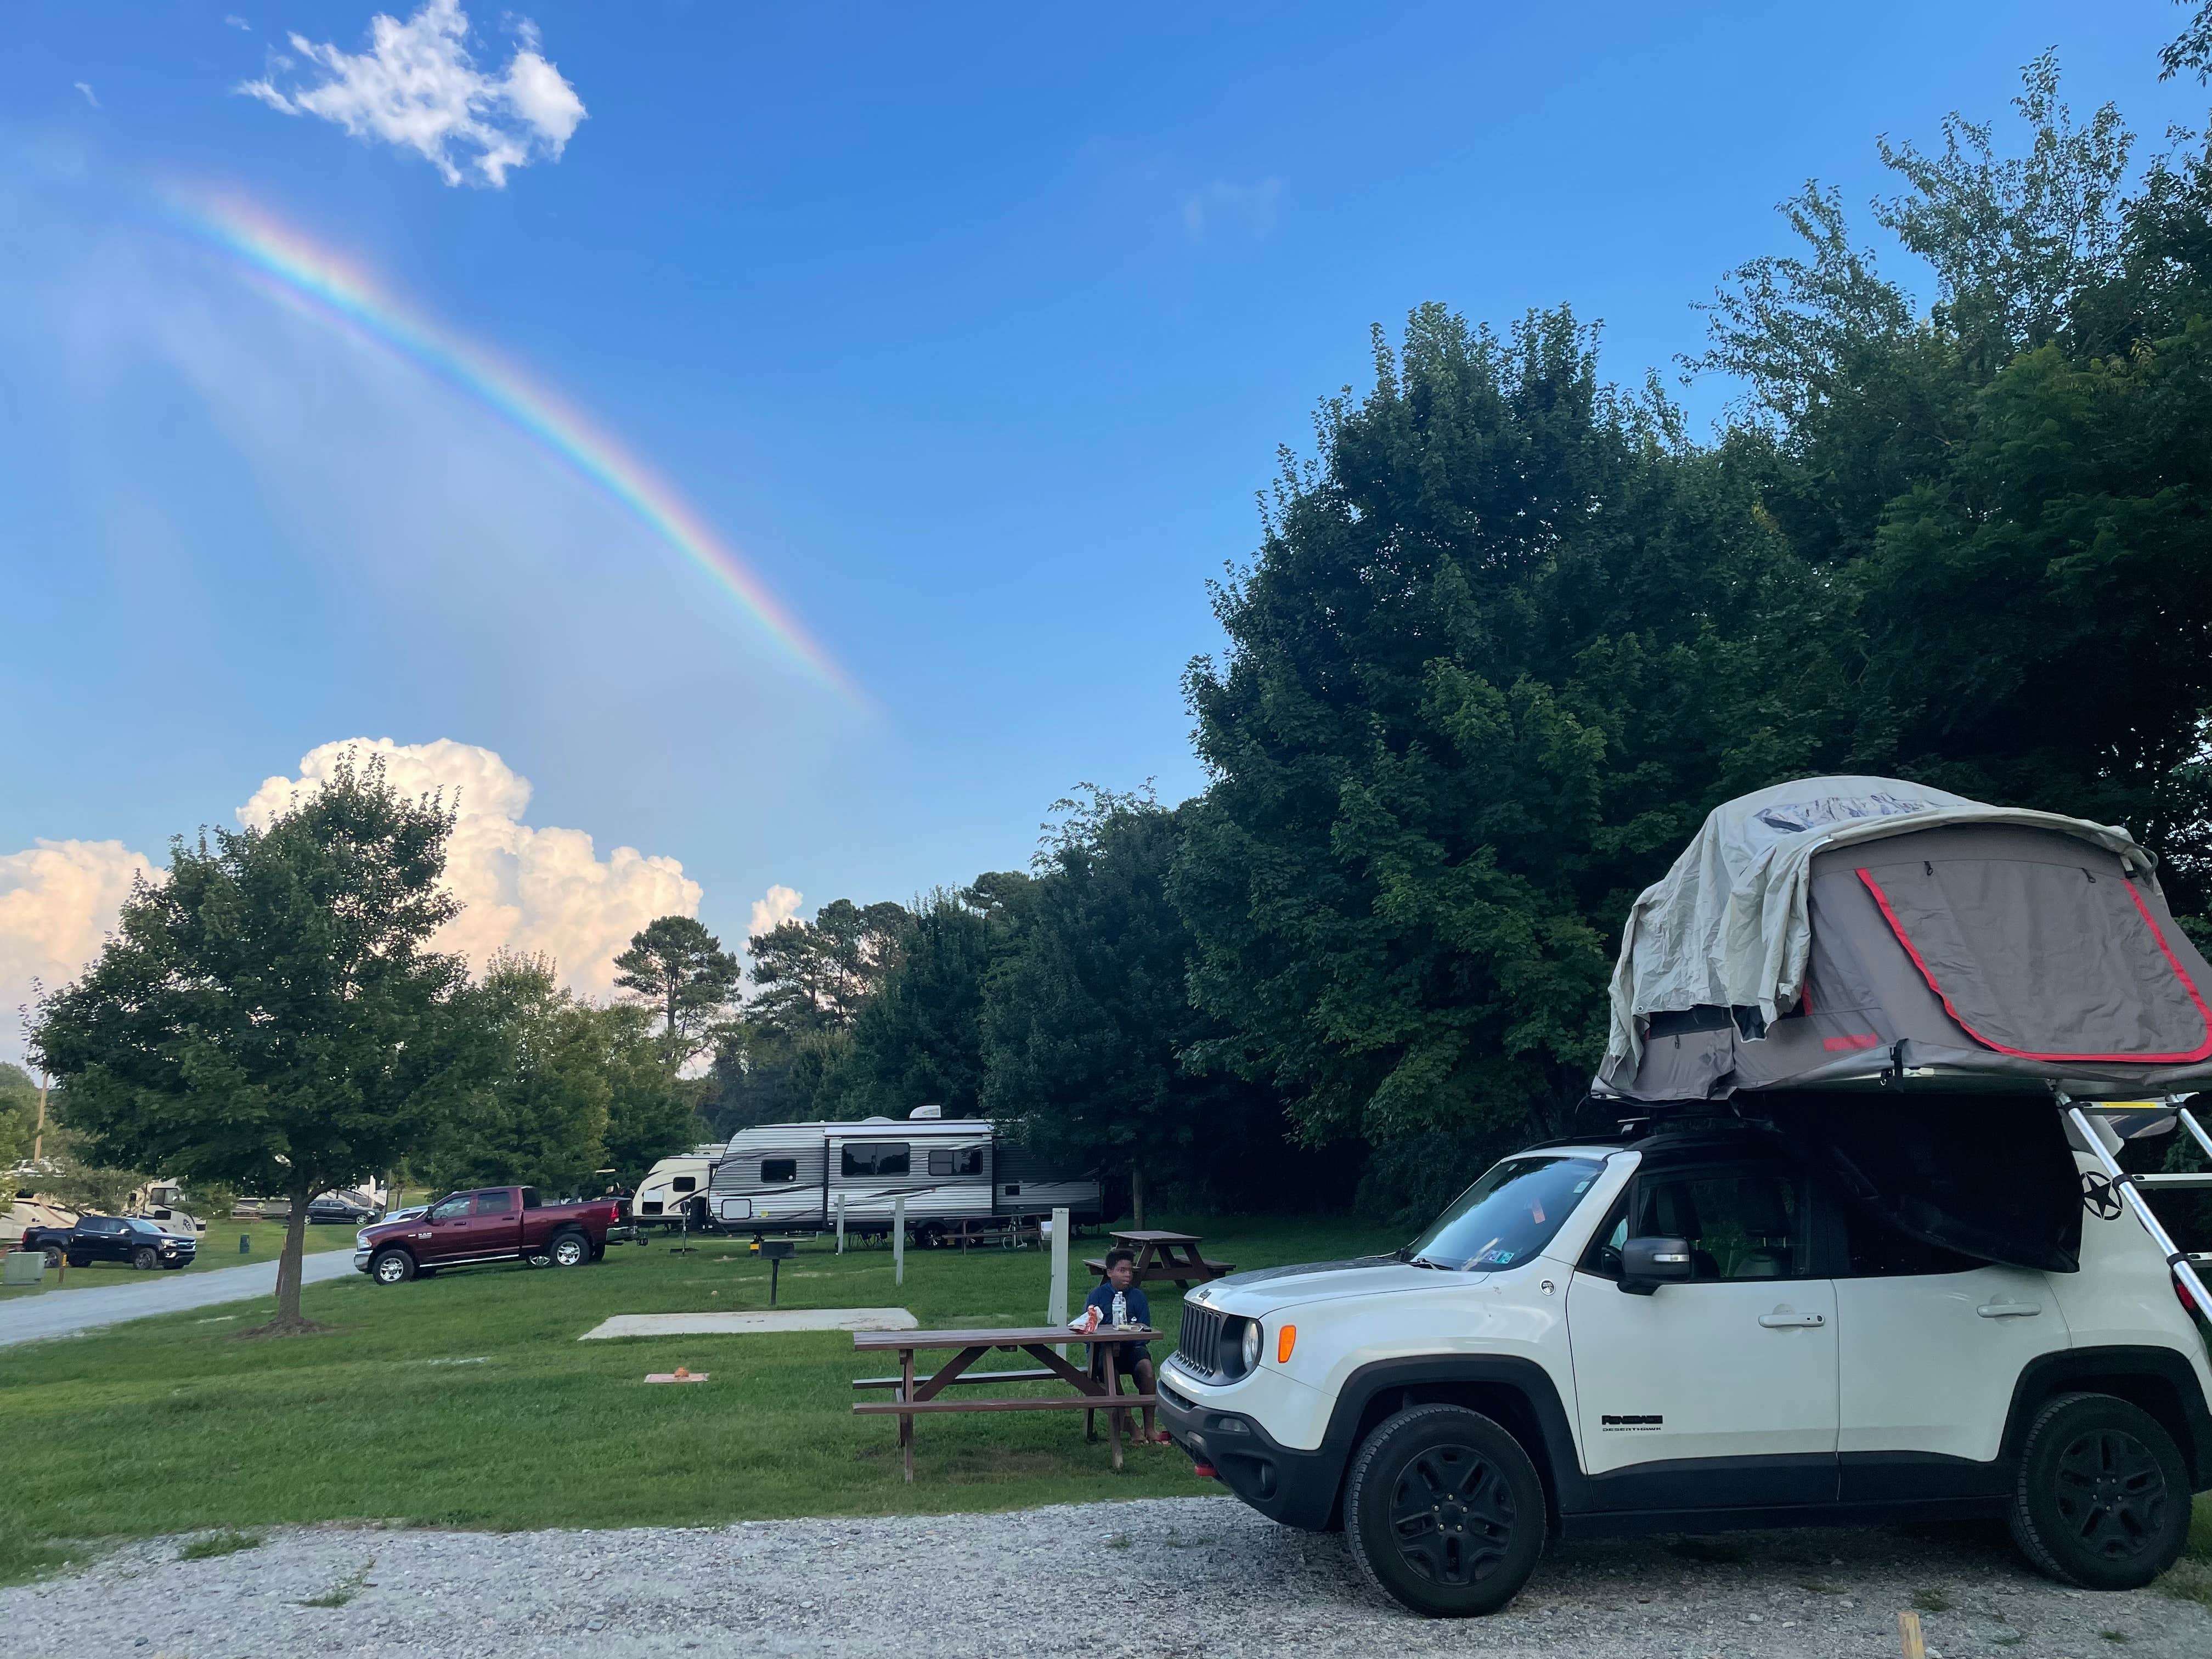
[{"x1": 2066, "y1": 1101, "x2": 2212, "y2": 1318}]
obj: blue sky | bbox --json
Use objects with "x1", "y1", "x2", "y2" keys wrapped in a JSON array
[{"x1": 1, "y1": 1, "x2": 2203, "y2": 1040}]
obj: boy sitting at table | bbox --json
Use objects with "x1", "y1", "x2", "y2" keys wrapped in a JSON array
[{"x1": 1085, "y1": 1248, "x2": 1167, "y2": 1444}]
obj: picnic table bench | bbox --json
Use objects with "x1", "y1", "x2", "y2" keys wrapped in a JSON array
[
  {"x1": 852, "y1": 1325, "x2": 1159, "y2": 1481},
  {"x1": 1082, "y1": 1228, "x2": 1234, "y2": 1290}
]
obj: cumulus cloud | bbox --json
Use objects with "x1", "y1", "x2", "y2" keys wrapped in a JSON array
[
  {"x1": 747, "y1": 884, "x2": 803, "y2": 945},
  {"x1": 240, "y1": 738, "x2": 699, "y2": 998},
  {"x1": 0, "y1": 839, "x2": 160, "y2": 1054},
  {"x1": 236, "y1": 0, "x2": 585, "y2": 187},
  {"x1": 73, "y1": 82, "x2": 99, "y2": 108}
]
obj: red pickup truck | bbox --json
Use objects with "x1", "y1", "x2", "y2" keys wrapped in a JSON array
[{"x1": 353, "y1": 1187, "x2": 625, "y2": 1285}]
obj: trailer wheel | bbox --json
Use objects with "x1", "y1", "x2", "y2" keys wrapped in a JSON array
[
  {"x1": 548, "y1": 1231, "x2": 589, "y2": 1268},
  {"x1": 369, "y1": 1248, "x2": 416, "y2": 1285}
]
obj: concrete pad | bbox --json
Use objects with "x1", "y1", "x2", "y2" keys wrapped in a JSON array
[{"x1": 577, "y1": 1308, "x2": 917, "y2": 1340}]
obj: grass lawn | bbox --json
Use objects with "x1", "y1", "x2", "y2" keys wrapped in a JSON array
[
  {"x1": 0, "y1": 1217, "x2": 359, "y2": 1298},
  {"x1": 4, "y1": 1214, "x2": 2207, "y2": 1596},
  {"x1": 0, "y1": 1215, "x2": 1398, "y2": 1583}
]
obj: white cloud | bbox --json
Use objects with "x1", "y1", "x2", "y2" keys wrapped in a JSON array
[
  {"x1": 0, "y1": 840, "x2": 160, "y2": 1056},
  {"x1": 240, "y1": 738, "x2": 699, "y2": 998},
  {"x1": 236, "y1": 0, "x2": 585, "y2": 188},
  {"x1": 747, "y1": 884, "x2": 803, "y2": 945},
  {"x1": 225, "y1": 14, "x2": 252, "y2": 29},
  {"x1": 73, "y1": 82, "x2": 99, "y2": 109},
  {"x1": 1181, "y1": 177, "x2": 1284, "y2": 240}
]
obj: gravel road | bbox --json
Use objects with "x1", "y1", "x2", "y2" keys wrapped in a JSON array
[
  {"x1": 0, "y1": 1250, "x2": 359, "y2": 1348},
  {"x1": 5, "y1": 1498, "x2": 2204, "y2": 1658}
]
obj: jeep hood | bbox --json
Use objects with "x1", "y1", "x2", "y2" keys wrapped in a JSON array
[{"x1": 1195, "y1": 1256, "x2": 1462, "y2": 1313}]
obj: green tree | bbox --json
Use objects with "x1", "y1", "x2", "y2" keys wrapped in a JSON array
[
  {"x1": 597, "y1": 1001, "x2": 701, "y2": 1183},
  {"x1": 1173, "y1": 307, "x2": 1822, "y2": 1218},
  {"x1": 419, "y1": 954, "x2": 611, "y2": 1197},
  {"x1": 612, "y1": 916, "x2": 741, "y2": 1068},
  {"x1": 744, "y1": 899, "x2": 909, "y2": 1037},
  {"x1": 31, "y1": 751, "x2": 484, "y2": 1333},
  {"x1": 0, "y1": 1063, "x2": 36, "y2": 1175},
  {"x1": 845, "y1": 882, "x2": 1022, "y2": 1119}
]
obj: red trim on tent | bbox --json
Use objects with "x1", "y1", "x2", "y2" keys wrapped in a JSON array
[
  {"x1": 1854, "y1": 867, "x2": 2212, "y2": 1065},
  {"x1": 1822, "y1": 1033, "x2": 1881, "y2": 1052}
]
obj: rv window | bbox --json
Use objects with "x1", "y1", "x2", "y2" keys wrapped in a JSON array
[
  {"x1": 761, "y1": 1158, "x2": 798, "y2": 1183},
  {"x1": 928, "y1": 1148, "x2": 984, "y2": 1177},
  {"x1": 673, "y1": 1176, "x2": 696, "y2": 1193},
  {"x1": 842, "y1": 1143, "x2": 910, "y2": 1178},
  {"x1": 473, "y1": 1190, "x2": 515, "y2": 1216}
]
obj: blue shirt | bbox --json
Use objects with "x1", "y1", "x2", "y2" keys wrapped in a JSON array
[{"x1": 1084, "y1": 1282, "x2": 1152, "y2": 1330}]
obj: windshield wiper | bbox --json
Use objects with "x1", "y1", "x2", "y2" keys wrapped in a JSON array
[{"x1": 1407, "y1": 1252, "x2": 1452, "y2": 1269}]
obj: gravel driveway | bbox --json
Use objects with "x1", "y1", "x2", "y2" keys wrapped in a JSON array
[
  {"x1": 4, "y1": 1498, "x2": 2204, "y2": 1658},
  {"x1": 0, "y1": 1250, "x2": 359, "y2": 1348}
]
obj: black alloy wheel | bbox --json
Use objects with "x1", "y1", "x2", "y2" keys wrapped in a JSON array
[
  {"x1": 131, "y1": 1246, "x2": 160, "y2": 1270},
  {"x1": 2010, "y1": 1392, "x2": 2189, "y2": 1590},
  {"x1": 1343, "y1": 1403, "x2": 1547, "y2": 1617},
  {"x1": 41, "y1": 1245, "x2": 63, "y2": 1269}
]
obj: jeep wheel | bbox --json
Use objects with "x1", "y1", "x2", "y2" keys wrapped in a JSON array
[
  {"x1": 41, "y1": 1245, "x2": 63, "y2": 1269},
  {"x1": 548, "y1": 1232, "x2": 588, "y2": 1268},
  {"x1": 1342, "y1": 1403, "x2": 1547, "y2": 1617},
  {"x1": 369, "y1": 1248, "x2": 416, "y2": 1285},
  {"x1": 2008, "y1": 1391, "x2": 2189, "y2": 1590}
]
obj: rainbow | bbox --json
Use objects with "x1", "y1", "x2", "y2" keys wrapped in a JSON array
[{"x1": 157, "y1": 185, "x2": 862, "y2": 706}]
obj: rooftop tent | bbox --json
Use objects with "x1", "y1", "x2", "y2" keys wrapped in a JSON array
[{"x1": 1598, "y1": 776, "x2": 2212, "y2": 1102}]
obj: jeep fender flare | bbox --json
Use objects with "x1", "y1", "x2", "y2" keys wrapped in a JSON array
[
  {"x1": 1316, "y1": 1355, "x2": 1590, "y2": 1524},
  {"x1": 2000, "y1": 1345, "x2": 2212, "y2": 1491}
]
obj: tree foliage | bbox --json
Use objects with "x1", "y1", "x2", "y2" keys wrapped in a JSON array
[
  {"x1": 31, "y1": 752, "x2": 483, "y2": 1330},
  {"x1": 612, "y1": 915, "x2": 741, "y2": 1068}
]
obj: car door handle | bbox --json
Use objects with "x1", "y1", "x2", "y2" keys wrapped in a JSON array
[
  {"x1": 1976, "y1": 1301, "x2": 2041, "y2": 1319},
  {"x1": 1758, "y1": 1311, "x2": 1826, "y2": 1328}
]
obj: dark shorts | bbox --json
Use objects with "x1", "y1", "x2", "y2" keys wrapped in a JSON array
[{"x1": 1089, "y1": 1342, "x2": 1151, "y2": 1376}]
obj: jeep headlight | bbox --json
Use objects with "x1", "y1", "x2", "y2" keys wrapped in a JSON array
[{"x1": 1240, "y1": 1320, "x2": 1263, "y2": 1373}]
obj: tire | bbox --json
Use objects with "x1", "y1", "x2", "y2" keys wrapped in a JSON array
[
  {"x1": 548, "y1": 1231, "x2": 588, "y2": 1268},
  {"x1": 2008, "y1": 1391, "x2": 2191, "y2": 1590},
  {"x1": 589, "y1": 1242, "x2": 606, "y2": 1262},
  {"x1": 1342, "y1": 1404, "x2": 1548, "y2": 1617},
  {"x1": 41, "y1": 1245, "x2": 63, "y2": 1269},
  {"x1": 66, "y1": 1255, "x2": 89, "y2": 1269},
  {"x1": 369, "y1": 1248, "x2": 416, "y2": 1285},
  {"x1": 132, "y1": 1246, "x2": 160, "y2": 1271}
]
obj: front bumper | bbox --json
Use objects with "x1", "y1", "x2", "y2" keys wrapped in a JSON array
[
  {"x1": 1157, "y1": 1374, "x2": 1345, "y2": 1530},
  {"x1": 352, "y1": 1250, "x2": 371, "y2": 1274}
]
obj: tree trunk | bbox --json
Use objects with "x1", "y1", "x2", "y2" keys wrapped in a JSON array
[
  {"x1": 246, "y1": 1170, "x2": 329, "y2": 1337},
  {"x1": 1130, "y1": 1163, "x2": 1146, "y2": 1230}
]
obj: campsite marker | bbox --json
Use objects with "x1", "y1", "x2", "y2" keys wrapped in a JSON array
[
  {"x1": 1897, "y1": 1609, "x2": 1926, "y2": 1659},
  {"x1": 645, "y1": 1368, "x2": 711, "y2": 1384}
]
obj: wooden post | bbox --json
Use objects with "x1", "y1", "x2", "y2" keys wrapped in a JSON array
[
  {"x1": 900, "y1": 1345, "x2": 915, "y2": 1483},
  {"x1": 835, "y1": 1192, "x2": 845, "y2": 1254},
  {"x1": 893, "y1": 1196, "x2": 905, "y2": 1288},
  {"x1": 1897, "y1": 1610, "x2": 1926, "y2": 1659},
  {"x1": 1048, "y1": 1206, "x2": 1069, "y2": 1360}
]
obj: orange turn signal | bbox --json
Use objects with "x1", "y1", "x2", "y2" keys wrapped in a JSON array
[{"x1": 1276, "y1": 1324, "x2": 1297, "y2": 1364}]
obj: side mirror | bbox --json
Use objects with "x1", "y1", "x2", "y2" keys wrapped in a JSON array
[{"x1": 1618, "y1": 1235, "x2": 1694, "y2": 1296}]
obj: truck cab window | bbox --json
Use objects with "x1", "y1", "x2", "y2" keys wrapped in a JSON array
[
  {"x1": 761, "y1": 1158, "x2": 798, "y2": 1183},
  {"x1": 428, "y1": 1195, "x2": 471, "y2": 1222},
  {"x1": 473, "y1": 1190, "x2": 515, "y2": 1216}
]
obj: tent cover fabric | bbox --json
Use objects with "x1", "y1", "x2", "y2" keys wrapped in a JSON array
[{"x1": 1599, "y1": 776, "x2": 2212, "y2": 1102}]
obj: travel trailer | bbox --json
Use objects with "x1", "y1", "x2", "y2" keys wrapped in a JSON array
[
  {"x1": 630, "y1": 1146, "x2": 725, "y2": 1229},
  {"x1": 706, "y1": 1107, "x2": 1104, "y2": 1242}
]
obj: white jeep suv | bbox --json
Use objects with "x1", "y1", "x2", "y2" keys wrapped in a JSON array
[{"x1": 1158, "y1": 1124, "x2": 2212, "y2": 1617}]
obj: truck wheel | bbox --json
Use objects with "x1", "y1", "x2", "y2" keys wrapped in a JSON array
[
  {"x1": 548, "y1": 1231, "x2": 588, "y2": 1268},
  {"x1": 41, "y1": 1245, "x2": 63, "y2": 1269},
  {"x1": 369, "y1": 1248, "x2": 416, "y2": 1285},
  {"x1": 132, "y1": 1246, "x2": 160, "y2": 1271},
  {"x1": 2008, "y1": 1391, "x2": 2189, "y2": 1590},
  {"x1": 66, "y1": 1255, "x2": 89, "y2": 1269},
  {"x1": 1342, "y1": 1403, "x2": 1547, "y2": 1617}
]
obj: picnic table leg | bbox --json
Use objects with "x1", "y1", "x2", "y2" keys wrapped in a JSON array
[
  {"x1": 900, "y1": 1347, "x2": 915, "y2": 1483},
  {"x1": 1104, "y1": 1346, "x2": 1122, "y2": 1471}
]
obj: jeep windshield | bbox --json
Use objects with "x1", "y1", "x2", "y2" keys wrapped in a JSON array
[{"x1": 1400, "y1": 1155, "x2": 1606, "y2": 1272}]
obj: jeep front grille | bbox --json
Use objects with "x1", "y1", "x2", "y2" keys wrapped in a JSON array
[{"x1": 1177, "y1": 1304, "x2": 1226, "y2": 1378}]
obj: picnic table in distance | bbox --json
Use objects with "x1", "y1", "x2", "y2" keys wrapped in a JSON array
[
  {"x1": 1081, "y1": 1228, "x2": 1234, "y2": 1291},
  {"x1": 852, "y1": 1325, "x2": 1159, "y2": 1481}
]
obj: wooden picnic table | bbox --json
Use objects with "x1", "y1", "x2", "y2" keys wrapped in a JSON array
[
  {"x1": 1082, "y1": 1228, "x2": 1234, "y2": 1291},
  {"x1": 852, "y1": 1325, "x2": 1160, "y2": 1482}
]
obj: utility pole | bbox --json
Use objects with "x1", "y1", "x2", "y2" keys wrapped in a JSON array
[{"x1": 33, "y1": 1071, "x2": 48, "y2": 1162}]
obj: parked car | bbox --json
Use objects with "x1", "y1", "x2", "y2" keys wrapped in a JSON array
[
  {"x1": 307, "y1": 1195, "x2": 379, "y2": 1225},
  {"x1": 1160, "y1": 1120, "x2": 2212, "y2": 1617},
  {"x1": 20, "y1": 1214, "x2": 200, "y2": 1272},
  {"x1": 352, "y1": 1187, "x2": 625, "y2": 1284}
]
